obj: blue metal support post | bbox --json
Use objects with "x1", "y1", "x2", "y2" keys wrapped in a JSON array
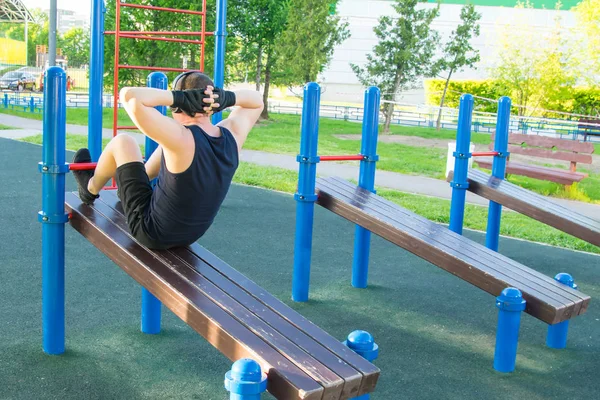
[
  {"x1": 493, "y1": 287, "x2": 526, "y2": 373},
  {"x1": 39, "y1": 67, "x2": 69, "y2": 355},
  {"x1": 3, "y1": 93, "x2": 7, "y2": 108},
  {"x1": 292, "y1": 82, "x2": 321, "y2": 302},
  {"x1": 88, "y1": 0, "x2": 105, "y2": 162},
  {"x1": 547, "y1": 273, "x2": 577, "y2": 349},
  {"x1": 212, "y1": 0, "x2": 227, "y2": 124},
  {"x1": 139, "y1": 72, "x2": 168, "y2": 335},
  {"x1": 351, "y1": 87, "x2": 380, "y2": 288},
  {"x1": 224, "y1": 359, "x2": 267, "y2": 400},
  {"x1": 344, "y1": 330, "x2": 379, "y2": 399},
  {"x1": 485, "y1": 97, "x2": 511, "y2": 251},
  {"x1": 449, "y1": 94, "x2": 474, "y2": 235}
]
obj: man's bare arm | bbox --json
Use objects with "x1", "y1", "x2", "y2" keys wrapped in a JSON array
[
  {"x1": 217, "y1": 90, "x2": 264, "y2": 151},
  {"x1": 120, "y1": 87, "x2": 187, "y2": 150}
]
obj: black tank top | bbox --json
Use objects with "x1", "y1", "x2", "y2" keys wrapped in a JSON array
[{"x1": 143, "y1": 125, "x2": 239, "y2": 247}]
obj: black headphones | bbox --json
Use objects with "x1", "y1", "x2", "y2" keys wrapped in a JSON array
[{"x1": 170, "y1": 71, "x2": 196, "y2": 114}]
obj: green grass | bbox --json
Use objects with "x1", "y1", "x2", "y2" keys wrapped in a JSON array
[
  {"x1": 0, "y1": 124, "x2": 15, "y2": 130},
  {"x1": 7, "y1": 108, "x2": 600, "y2": 202},
  {"x1": 17, "y1": 132, "x2": 598, "y2": 253}
]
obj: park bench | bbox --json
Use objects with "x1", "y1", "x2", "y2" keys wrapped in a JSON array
[
  {"x1": 475, "y1": 133, "x2": 594, "y2": 187},
  {"x1": 315, "y1": 177, "x2": 590, "y2": 325},
  {"x1": 578, "y1": 118, "x2": 600, "y2": 142},
  {"x1": 461, "y1": 169, "x2": 600, "y2": 248},
  {"x1": 65, "y1": 189, "x2": 380, "y2": 400}
]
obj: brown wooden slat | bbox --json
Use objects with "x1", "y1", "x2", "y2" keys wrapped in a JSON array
[
  {"x1": 468, "y1": 169, "x2": 599, "y2": 229},
  {"x1": 466, "y1": 170, "x2": 600, "y2": 247},
  {"x1": 315, "y1": 178, "x2": 590, "y2": 324},
  {"x1": 506, "y1": 145, "x2": 593, "y2": 164},
  {"x1": 99, "y1": 191, "x2": 379, "y2": 397},
  {"x1": 65, "y1": 192, "x2": 324, "y2": 400},
  {"x1": 492, "y1": 132, "x2": 595, "y2": 153},
  {"x1": 475, "y1": 160, "x2": 587, "y2": 185},
  {"x1": 325, "y1": 177, "x2": 589, "y2": 311},
  {"x1": 328, "y1": 176, "x2": 588, "y2": 304},
  {"x1": 94, "y1": 193, "x2": 363, "y2": 400}
]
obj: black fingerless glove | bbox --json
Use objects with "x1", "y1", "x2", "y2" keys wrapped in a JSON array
[
  {"x1": 170, "y1": 89, "x2": 205, "y2": 117},
  {"x1": 211, "y1": 88, "x2": 236, "y2": 113}
]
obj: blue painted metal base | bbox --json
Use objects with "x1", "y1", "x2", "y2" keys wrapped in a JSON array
[
  {"x1": 493, "y1": 288, "x2": 526, "y2": 373},
  {"x1": 546, "y1": 273, "x2": 577, "y2": 349},
  {"x1": 344, "y1": 330, "x2": 379, "y2": 399},
  {"x1": 225, "y1": 359, "x2": 267, "y2": 400},
  {"x1": 141, "y1": 288, "x2": 161, "y2": 334}
]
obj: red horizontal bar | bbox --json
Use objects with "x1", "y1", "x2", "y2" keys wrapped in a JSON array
[
  {"x1": 471, "y1": 151, "x2": 499, "y2": 157},
  {"x1": 118, "y1": 65, "x2": 187, "y2": 72},
  {"x1": 69, "y1": 162, "x2": 97, "y2": 171},
  {"x1": 119, "y1": 34, "x2": 204, "y2": 45},
  {"x1": 104, "y1": 186, "x2": 118, "y2": 190},
  {"x1": 116, "y1": 126, "x2": 139, "y2": 130},
  {"x1": 105, "y1": 31, "x2": 212, "y2": 36},
  {"x1": 320, "y1": 155, "x2": 365, "y2": 161},
  {"x1": 121, "y1": 3, "x2": 205, "y2": 15}
]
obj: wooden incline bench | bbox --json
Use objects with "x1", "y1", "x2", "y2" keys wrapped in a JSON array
[
  {"x1": 315, "y1": 177, "x2": 590, "y2": 325},
  {"x1": 65, "y1": 189, "x2": 380, "y2": 400},
  {"x1": 463, "y1": 169, "x2": 600, "y2": 247},
  {"x1": 475, "y1": 133, "x2": 594, "y2": 187}
]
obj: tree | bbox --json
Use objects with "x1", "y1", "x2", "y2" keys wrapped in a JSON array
[
  {"x1": 491, "y1": 1, "x2": 575, "y2": 117},
  {"x1": 351, "y1": 0, "x2": 440, "y2": 133},
  {"x1": 572, "y1": 0, "x2": 600, "y2": 86},
  {"x1": 228, "y1": 0, "x2": 289, "y2": 119},
  {"x1": 434, "y1": 4, "x2": 480, "y2": 130},
  {"x1": 0, "y1": 9, "x2": 49, "y2": 67},
  {"x1": 60, "y1": 28, "x2": 90, "y2": 67},
  {"x1": 276, "y1": 0, "x2": 349, "y2": 84}
]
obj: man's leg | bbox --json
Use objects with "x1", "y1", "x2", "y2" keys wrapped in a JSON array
[
  {"x1": 72, "y1": 134, "x2": 142, "y2": 204},
  {"x1": 144, "y1": 145, "x2": 163, "y2": 181}
]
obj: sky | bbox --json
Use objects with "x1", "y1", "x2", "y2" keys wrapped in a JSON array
[{"x1": 21, "y1": 0, "x2": 91, "y2": 16}]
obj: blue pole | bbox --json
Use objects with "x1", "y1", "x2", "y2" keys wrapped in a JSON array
[
  {"x1": 139, "y1": 72, "x2": 168, "y2": 335},
  {"x1": 39, "y1": 67, "x2": 68, "y2": 355},
  {"x1": 344, "y1": 330, "x2": 379, "y2": 400},
  {"x1": 493, "y1": 287, "x2": 526, "y2": 373},
  {"x1": 449, "y1": 94, "x2": 474, "y2": 235},
  {"x1": 88, "y1": 0, "x2": 105, "y2": 162},
  {"x1": 292, "y1": 82, "x2": 321, "y2": 302},
  {"x1": 212, "y1": 0, "x2": 227, "y2": 124},
  {"x1": 224, "y1": 359, "x2": 267, "y2": 400},
  {"x1": 352, "y1": 87, "x2": 380, "y2": 288},
  {"x1": 485, "y1": 97, "x2": 511, "y2": 251},
  {"x1": 29, "y1": 96, "x2": 34, "y2": 112},
  {"x1": 547, "y1": 273, "x2": 577, "y2": 349},
  {"x1": 3, "y1": 93, "x2": 7, "y2": 108}
]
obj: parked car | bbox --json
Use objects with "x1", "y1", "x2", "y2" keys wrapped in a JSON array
[{"x1": 0, "y1": 71, "x2": 38, "y2": 91}]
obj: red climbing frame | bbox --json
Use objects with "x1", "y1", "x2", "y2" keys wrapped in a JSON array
[{"x1": 107, "y1": 0, "x2": 212, "y2": 138}]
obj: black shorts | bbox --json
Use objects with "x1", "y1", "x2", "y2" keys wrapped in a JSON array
[{"x1": 114, "y1": 162, "x2": 163, "y2": 249}]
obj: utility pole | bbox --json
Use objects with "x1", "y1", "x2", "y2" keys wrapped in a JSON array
[{"x1": 48, "y1": 0, "x2": 57, "y2": 67}]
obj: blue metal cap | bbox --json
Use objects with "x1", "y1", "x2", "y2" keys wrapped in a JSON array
[
  {"x1": 554, "y1": 273, "x2": 577, "y2": 290},
  {"x1": 305, "y1": 82, "x2": 320, "y2": 92},
  {"x1": 146, "y1": 71, "x2": 168, "y2": 88},
  {"x1": 224, "y1": 359, "x2": 267, "y2": 395},
  {"x1": 460, "y1": 93, "x2": 474, "y2": 102},
  {"x1": 46, "y1": 66, "x2": 66, "y2": 79},
  {"x1": 498, "y1": 96, "x2": 512, "y2": 107},
  {"x1": 344, "y1": 330, "x2": 379, "y2": 362},
  {"x1": 496, "y1": 287, "x2": 526, "y2": 312},
  {"x1": 366, "y1": 86, "x2": 380, "y2": 97}
]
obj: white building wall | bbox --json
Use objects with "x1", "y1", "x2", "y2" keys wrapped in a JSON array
[{"x1": 319, "y1": 0, "x2": 577, "y2": 104}]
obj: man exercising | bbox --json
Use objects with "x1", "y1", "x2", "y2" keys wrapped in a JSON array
[{"x1": 71, "y1": 72, "x2": 263, "y2": 249}]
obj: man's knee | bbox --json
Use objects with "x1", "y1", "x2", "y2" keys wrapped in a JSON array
[{"x1": 111, "y1": 134, "x2": 142, "y2": 164}]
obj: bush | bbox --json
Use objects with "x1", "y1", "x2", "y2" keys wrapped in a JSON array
[{"x1": 425, "y1": 79, "x2": 600, "y2": 118}]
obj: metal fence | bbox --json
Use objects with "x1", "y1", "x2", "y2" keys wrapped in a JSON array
[{"x1": 2, "y1": 90, "x2": 599, "y2": 143}]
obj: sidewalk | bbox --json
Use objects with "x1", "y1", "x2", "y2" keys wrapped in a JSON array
[{"x1": 2, "y1": 112, "x2": 599, "y2": 219}]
